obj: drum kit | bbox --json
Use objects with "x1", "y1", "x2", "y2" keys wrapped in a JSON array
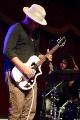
[{"x1": 36, "y1": 69, "x2": 80, "y2": 120}]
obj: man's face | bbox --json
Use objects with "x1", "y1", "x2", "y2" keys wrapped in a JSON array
[
  {"x1": 27, "y1": 17, "x2": 39, "y2": 31},
  {"x1": 60, "y1": 59, "x2": 68, "y2": 70}
]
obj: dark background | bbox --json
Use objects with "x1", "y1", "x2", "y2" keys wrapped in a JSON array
[{"x1": 0, "y1": 0, "x2": 80, "y2": 117}]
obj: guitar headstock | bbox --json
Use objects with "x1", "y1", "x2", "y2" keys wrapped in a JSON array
[{"x1": 57, "y1": 36, "x2": 66, "y2": 47}]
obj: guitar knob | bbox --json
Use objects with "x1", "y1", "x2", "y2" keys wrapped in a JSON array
[
  {"x1": 20, "y1": 77, "x2": 22, "y2": 81},
  {"x1": 27, "y1": 82, "x2": 31, "y2": 85},
  {"x1": 32, "y1": 69, "x2": 36, "y2": 76},
  {"x1": 31, "y1": 80, "x2": 34, "y2": 83}
]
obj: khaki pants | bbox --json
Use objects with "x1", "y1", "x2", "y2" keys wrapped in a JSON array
[{"x1": 6, "y1": 70, "x2": 37, "y2": 120}]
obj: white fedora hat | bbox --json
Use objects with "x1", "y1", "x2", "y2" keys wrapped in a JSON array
[{"x1": 23, "y1": 4, "x2": 47, "y2": 25}]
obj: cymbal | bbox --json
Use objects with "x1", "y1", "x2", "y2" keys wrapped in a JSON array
[
  {"x1": 55, "y1": 69, "x2": 80, "y2": 81},
  {"x1": 47, "y1": 69, "x2": 80, "y2": 82}
]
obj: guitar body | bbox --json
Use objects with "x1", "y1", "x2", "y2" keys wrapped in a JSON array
[{"x1": 11, "y1": 55, "x2": 42, "y2": 90}]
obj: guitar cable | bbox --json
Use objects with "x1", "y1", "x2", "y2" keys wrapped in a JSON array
[{"x1": 26, "y1": 86, "x2": 34, "y2": 120}]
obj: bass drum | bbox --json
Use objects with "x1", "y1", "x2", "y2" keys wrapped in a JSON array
[
  {"x1": 42, "y1": 94, "x2": 53, "y2": 118},
  {"x1": 36, "y1": 92, "x2": 53, "y2": 118},
  {"x1": 58, "y1": 100, "x2": 80, "y2": 120}
]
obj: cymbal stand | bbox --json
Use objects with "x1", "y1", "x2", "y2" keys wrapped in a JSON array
[
  {"x1": 45, "y1": 80, "x2": 64, "y2": 120},
  {"x1": 77, "y1": 89, "x2": 80, "y2": 119}
]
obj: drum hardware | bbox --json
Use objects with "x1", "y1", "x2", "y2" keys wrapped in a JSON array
[
  {"x1": 58, "y1": 100, "x2": 72, "y2": 119},
  {"x1": 37, "y1": 69, "x2": 80, "y2": 119},
  {"x1": 58, "y1": 99, "x2": 80, "y2": 120},
  {"x1": 77, "y1": 107, "x2": 80, "y2": 119},
  {"x1": 76, "y1": 89, "x2": 80, "y2": 119},
  {"x1": 44, "y1": 69, "x2": 80, "y2": 120},
  {"x1": 45, "y1": 81, "x2": 64, "y2": 120}
]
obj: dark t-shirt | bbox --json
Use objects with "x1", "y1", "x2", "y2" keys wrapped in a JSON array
[{"x1": 3, "y1": 22, "x2": 41, "y2": 71}]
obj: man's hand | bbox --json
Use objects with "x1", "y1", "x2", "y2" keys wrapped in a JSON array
[
  {"x1": 74, "y1": 65, "x2": 79, "y2": 70},
  {"x1": 46, "y1": 49, "x2": 53, "y2": 62}
]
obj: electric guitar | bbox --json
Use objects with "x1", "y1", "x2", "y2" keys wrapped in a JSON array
[{"x1": 11, "y1": 36, "x2": 66, "y2": 90}]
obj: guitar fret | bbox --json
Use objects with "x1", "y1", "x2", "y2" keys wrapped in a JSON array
[{"x1": 36, "y1": 44, "x2": 59, "y2": 67}]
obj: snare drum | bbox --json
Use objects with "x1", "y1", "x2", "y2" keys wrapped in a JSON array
[{"x1": 58, "y1": 100, "x2": 80, "y2": 120}]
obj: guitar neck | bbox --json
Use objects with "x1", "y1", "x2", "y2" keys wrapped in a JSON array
[
  {"x1": 36, "y1": 44, "x2": 60, "y2": 67},
  {"x1": 47, "y1": 44, "x2": 59, "y2": 55},
  {"x1": 36, "y1": 36, "x2": 66, "y2": 67}
]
